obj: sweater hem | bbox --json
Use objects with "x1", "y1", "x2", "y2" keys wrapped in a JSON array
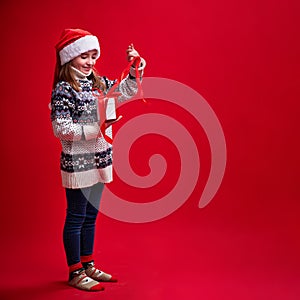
[{"x1": 61, "y1": 167, "x2": 113, "y2": 189}]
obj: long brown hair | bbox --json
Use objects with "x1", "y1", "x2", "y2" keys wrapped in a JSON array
[{"x1": 53, "y1": 61, "x2": 106, "y2": 92}]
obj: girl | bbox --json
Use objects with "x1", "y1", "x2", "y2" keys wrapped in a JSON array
[{"x1": 50, "y1": 28, "x2": 146, "y2": 292}]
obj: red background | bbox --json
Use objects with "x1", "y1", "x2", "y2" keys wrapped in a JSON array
[{"x1": 0, "y1": 0, "x2": 300, "y2": 299}]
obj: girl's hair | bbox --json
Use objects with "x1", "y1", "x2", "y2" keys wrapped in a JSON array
[{"x1": 54, "y1": 61, "x2": 106, "y2": 92}]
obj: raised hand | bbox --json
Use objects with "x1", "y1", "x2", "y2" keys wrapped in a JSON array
[{"x1": 126, "y1": 43, "x2": 140, "y2": 66}]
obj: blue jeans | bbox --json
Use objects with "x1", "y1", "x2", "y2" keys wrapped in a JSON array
[{"x1": 63, "y1": 182, "x2": 104, "y2": 266}]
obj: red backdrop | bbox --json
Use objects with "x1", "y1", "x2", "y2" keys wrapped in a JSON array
[{"x1": 0, "y1": 0, "x2": 299, "y2": 299}]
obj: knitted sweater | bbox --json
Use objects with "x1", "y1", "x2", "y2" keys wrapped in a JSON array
[{"x1": 50, "y1": 72, "x2": 141, "y2": 189}]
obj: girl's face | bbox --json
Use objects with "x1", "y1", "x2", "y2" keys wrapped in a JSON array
[{"x1": 71, "y1": 49, "x2": 98, "y2": 75}]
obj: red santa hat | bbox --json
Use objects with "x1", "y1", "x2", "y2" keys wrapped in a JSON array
[
  {"x1": 55, "y1": 28, "x2": 100, "y2": 65},
  {"x1": 53, "y1": 28, "x2": 100, "y2": 88}
]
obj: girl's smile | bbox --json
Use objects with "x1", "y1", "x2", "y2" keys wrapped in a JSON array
[{"x1": 71, "y1": 49, "x2": 98, "y2": 75}]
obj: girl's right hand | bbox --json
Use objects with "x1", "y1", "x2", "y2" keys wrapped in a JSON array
[{"x1": 104, "y1": 115, "x2": 123, "y2": 129}]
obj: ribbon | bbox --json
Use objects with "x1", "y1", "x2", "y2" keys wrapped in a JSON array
[{"x1": 94, "y1": 56, "x2": 145, "y2": 144}]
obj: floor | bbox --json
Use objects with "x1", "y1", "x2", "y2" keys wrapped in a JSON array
[{"x1": 1, "y1": 194, "x2": 299, "y2": 300}]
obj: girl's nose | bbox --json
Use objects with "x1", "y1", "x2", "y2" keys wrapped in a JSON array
[{"x1": 87, "y1": 57, "x2": 94, "y2": 66}]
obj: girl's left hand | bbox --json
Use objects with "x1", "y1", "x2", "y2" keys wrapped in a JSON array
[{"x1": 126, "y1": 43, "x2": 140, "y2": 66}]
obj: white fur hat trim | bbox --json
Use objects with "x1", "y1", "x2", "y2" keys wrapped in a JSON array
[{"x1": 59, "y1": 35, "x2": 100, "y2": 65}]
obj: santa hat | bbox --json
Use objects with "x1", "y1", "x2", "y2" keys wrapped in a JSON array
[
  {"x1": 53, "y1": 29, "x2": 100, "y2": 88},
  {"x1": 55, "y1": 28, "x2": 100, "y2": 66}
]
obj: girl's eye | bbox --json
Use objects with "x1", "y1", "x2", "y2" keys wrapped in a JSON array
[{"x1": 81, "y1": 55, "x2": 87, "y2": 59}]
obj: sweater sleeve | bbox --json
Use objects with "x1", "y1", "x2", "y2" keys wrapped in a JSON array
[{"x1": 50, "y1": 81, "x2": 83, "y2": 141}]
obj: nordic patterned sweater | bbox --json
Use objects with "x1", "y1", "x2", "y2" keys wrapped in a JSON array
[{"x1": 50, "y1": 69, "x2": 142, "y2": 189}]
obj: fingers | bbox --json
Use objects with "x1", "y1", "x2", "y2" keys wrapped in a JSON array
[
  {"x1": 126, "y1": 44, "x2": 133, "y2": 61},
  {"x1": 126, "y1": 43, "x2": 140, "y2": 64},
  {"x1": 115, "y1": 115, "x2": 123, "y2": 122},
  {"x1": 126, "y1": 43, "x2": 135, "y2": 54},
  {"x1": 104, "y1": 115, "x2": 123, "y2": 128}
]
